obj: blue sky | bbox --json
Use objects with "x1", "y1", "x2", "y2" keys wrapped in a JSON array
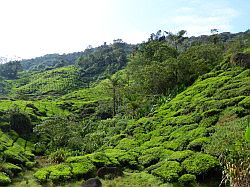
[{"x1": 0, "y1": 0, "x2": 249, "y2": 59}]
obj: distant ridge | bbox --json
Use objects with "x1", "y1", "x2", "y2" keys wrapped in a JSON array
[{"x1": 0, "y1": 56, "x2": 22, "y2": 64}]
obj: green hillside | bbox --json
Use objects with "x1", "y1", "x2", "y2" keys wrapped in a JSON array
[
  {"x1": 31, "y1": 65, "x2": 249, "y2": 186},
  {"x1": 13, "y1": 66, "x2": 81, "y2": 97},
  {"x1": 0, "y1": 31, "x2": 249, "y2": 186}
]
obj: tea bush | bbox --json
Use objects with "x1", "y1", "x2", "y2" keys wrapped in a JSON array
[
  {"x1": 178, "y1": 174, "x2": 196, "y2": 185},
  {"x1": 182, "y1": 153, "x2": 219, "y2": 175},
  {"x1": 0, "y1": 172, "x2": 11, "y2": 185},
  {"x1": 151, "y1": 161, "x2": 183, "y2": 182}
]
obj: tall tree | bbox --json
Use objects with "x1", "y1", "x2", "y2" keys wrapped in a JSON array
[
  {"x1": 0, "y1": 61, "x2": 22, "y2": 79},
  {"x1": 165, "y1": 30, "x2": 187, "y2": 51}
]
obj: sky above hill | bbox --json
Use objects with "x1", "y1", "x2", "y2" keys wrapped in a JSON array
[{"x1": 0, "y1": 0, "x2": 249, "y2": 59}]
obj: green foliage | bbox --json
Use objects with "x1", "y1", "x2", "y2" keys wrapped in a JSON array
[
  {"x1": 33, "y1": 168, "x2": 50, "y2": 183},
  {"x1": 0, "y1": 61, "x2": 22, "y2": 80},
  {"x1": 182, "y1": 153, "x2": 219, "y2": 175},
  {"x1": 0, "y1": 133, "x2": 13, "y2": 147},
  {"x1": 245, "y1": 125, "x2": 250, "y2": 142},
  {"x1": 66, "y1": 152, "x2": 116, "y2": 168},
  {"x1": 0, "y1": 162, "x2": 22, "y2": 175},
  {"x1": 0, "y1": 172, "x2": 11, "y2": 185},
  {"x1": 70, "y1": 162, "x2": 95, "y2": 177},
  {"x1": 104, "y1": 148, "x2": 136, "y2": 167},
  {"x1": 30, "y1": 63, "x2": 250, "y2": 185},
  {"x1": 3, "y1": 146, "x2": 30, "y2": 165},
  {"x1": 151, "y1": 161, "x2": 183, "y2": 182},
  {"x1": 1, "y1": 31, "x2": 250, "y2": 186},
  {"x1": 205, "y1": 116, "x2": 250, "y2": 157},
  {"x1": 86, "y1": 152, "x2": 113, "y2": 167},
  {"x1": 34, "y1": 160, "x2": 95, "y2": 183},
  {"x1": 34, "y1": 116, "x2": 84, "y2": 150},
  {"x1": 103, "y1": 171, "x2": 166, "y2": 187},
  {"x1": 0, "y1": 130, "x2": 34, "y2": 185},
  {"x1": 138, "y1": 147, "x2": 164, "y2": 167},
  {"x1": 48, "y1": 149, "x2": 68, "y2": 163},
  {"x1": 117, "y1": 151, "x2": 139, "y2": 168},
  {"x1": 187, "y1": 137, "x2": 210, "y2": 151},
  {"x1": 34, "y1": 164, "x2": 73, "y2": 182},
  {"x1": 9, "y1": 107, "x2": 33, "y2": 137},
  {"x1": 66, "y1": 155, "x2": 90, "y2": 163},
  {"x1": 178, "y1": 174, "x2": 196, "y2": 185},
  {"x1": 128, "y1": 41, "x2": 182, "y2": 96},
  {"x1": 167, "y1": 150, "x2": 194, "y2": 162},
  {"x1": 14, "y1": 66, "x2": 81, "y2": 96},
  {"x1": 204, "y1": 116, "x2": 250, "y2": 186},
  {"x1": 199, "y1": 115, "x2": 219, "y2": 127},
  {"x1": 20, "y1": 52, "x2": 85, "y2": 71},
  {"x1": 115, "y1": 138, "x2": 139, "y2": 150},
  {"x1": 25, "y1": 161, "x2": 36, "y2": 169},
  {"x1": 48, "y1": 164, "x2": 72, "y2": 181},
  {"x1": 239, "y1": 96, "x2": 250, "y2": 109},
  {"x1": 77, "y1": 41, "x2": 133, "y2": 86},
  {"x1": 179, "y1": 44, "x2": 223, "y2": 74},
  {"x1": 0, "y1": 129, "x2": 35, "y2": 180}
]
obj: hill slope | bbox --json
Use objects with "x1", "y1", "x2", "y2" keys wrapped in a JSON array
[{"x1": 32, "y1": 65, "x2": 250, "y2": 185}]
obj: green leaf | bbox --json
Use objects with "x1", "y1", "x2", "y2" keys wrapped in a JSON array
[{"x1": 245, "y1": 125, "x2": 250, "y2": 142}]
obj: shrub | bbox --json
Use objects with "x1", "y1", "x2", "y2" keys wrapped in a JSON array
[
  {"x1": 159, "y1": 149, "x2": 175, "y2": 160},
  {"x1": 3, "y1": 147, "x2": 29, "y2": 165},
  {"x1": 0, "y1": 133, "x2": 13, "y2": 147},
  {"x1": 0, "y1": 172, "x2": 11, "y2": 185},
  {"x1": 105, "y1": 134, "x2": 127, "y2": 147},
  {"x1": 167, "y1": 150, "x2": 194, "y2": 162},
  {"x1": 138, "y1": 147, "x2": 164, "y2": 167},
  {"x1": 230, "y1": 52, "x2": 250, "y2": 68},
  {"x1": 138, "y1": 155, "x2": 159, "y2": 168},
  {"x1": 202, "y1": 109, "x2": 221, "y2": 117},
  {"x1": 34, "y1": 161, "x2": 96, "y2": 183},
  {"x1": 49, "y1": 149, "x2": 68, "y2": 163},
  {"x1": 187, "y1": 137, "x2": 210, "y2": 151},
  {"x1": 104, "y1": 149, "x2": 127, "y2": 166},
  {"x1": 25, "y1": 141, "x2": 35, "y2": 152},
  {"x1": 0, "y1": 162, "x2": 22, "y2": 175},
  {"x1": 88, "y1": 152, "x2": 114, "y2": 167},
  {"x1": 163, "y1": 137, "x2": 189, "y2": 151},
  {"x1": 33, "y1": 168, "x2": 50, "y2": 183},
  {"x1": 169, "y1": 124, "x2": 198, "y2": 140},
  {"x1": 116, "y1": 151, "x2": 139, "y2": 169},
  {"x1": 151, "y1": 161, "x2": 183, "y2": 182},
  {"x1": 187, "y1": 127, "x2": 208, "y2": 140},
  {"x1": 115, "y1": 138, "x2": 139, "y2": 151},
  {"x1": 182, "y1": 153, "x2": 219, "y2": 175},
  {"x1": 48, "y1": 164, "x2": 72, "y2": 181},
  {"x1": 199, "y1": 115, "x2": 219, "y2": 127},
  {"x1": 204, "y1": 116, "x2": 250, "y2": 187},
  {"x1": 140, "y1": 136, "x2": 165, "y2": 149},
  {"x1": 14, "y1": 138, "x2": 26, "y2": 148},
  {"x1": 0, "y1": 144, "x2": 7, "y2": 152},
  {"x1": 66, "y1": 155, "x2": 90, "y2": 163},
  {"x1": 204, "y1": 117, "x2": 249, "y2": 157},
  {"x1": 239, "y1": 96, "x2": 250, "y2": 109},
  {"x1": 178, "y1": 174, "x2": 196, "y2": 185},
  {"x1": 23, "y1": 151, "x2": 35, "y2": 161},
  {"x1": 71, "y1": 162, "x2": 95, "y2": 178},
  {"x1": 9, "y1": 108, "x2": 33, "y2": 137}
]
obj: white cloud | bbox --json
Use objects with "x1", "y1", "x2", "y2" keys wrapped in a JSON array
[{"x1": 165, "y1": 2, "x2": 239, "y2": 36}]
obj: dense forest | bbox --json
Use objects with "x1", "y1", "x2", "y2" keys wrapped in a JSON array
[{"x1": 0, "y1": 30, "x2": 249, "y2": 187}]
